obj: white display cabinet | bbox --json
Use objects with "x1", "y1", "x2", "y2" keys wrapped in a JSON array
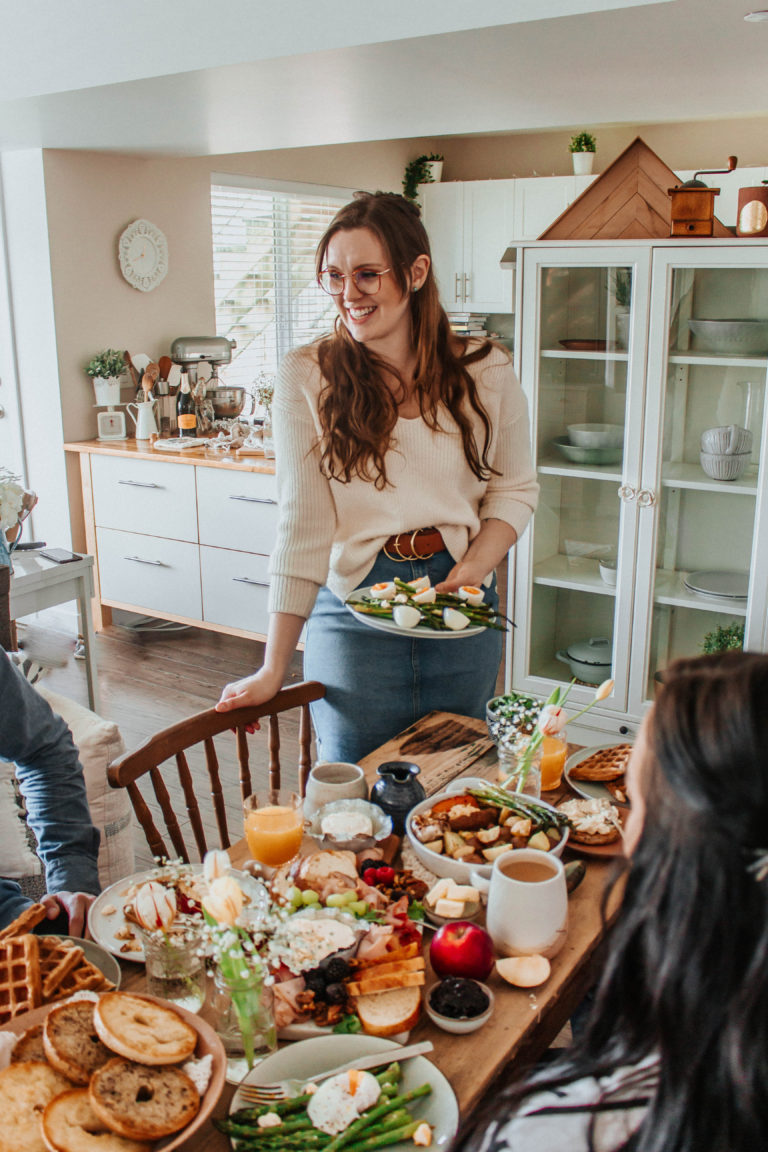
[{"x1": 510, "y1": 240, "x2": 768, "y2": 742}]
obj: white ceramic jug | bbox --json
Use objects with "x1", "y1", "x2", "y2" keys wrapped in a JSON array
[{"x1": 126, "y1": 400, "x2": 159, "y2": 441}]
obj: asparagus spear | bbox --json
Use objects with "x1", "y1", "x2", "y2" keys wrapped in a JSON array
[
  {"x1": 468, "y1": 784, "x2": 573, "y2": 829},
  {"x1": 324, "y1": 1085, "x2": 432, "y2": 1152},
  {"x1": 343, "y1": 1121, "x2": 420, "y2": 1151}
]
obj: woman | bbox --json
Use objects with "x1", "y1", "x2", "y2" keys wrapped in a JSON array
[
  {"x1": 453, "y1": 650, "x2": 768, "y2": 1152},
  {"x1": 216, "y1": 191, "x2": 538, "y2": 761}
]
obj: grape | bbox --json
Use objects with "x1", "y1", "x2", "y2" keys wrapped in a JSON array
[
  {"x1": 325, "y1": 893, "x2": 347, "y2": 907},
  {"x1": 301, "y1": 889, "x2": 320, "y2": 905},
  {"x1": 348, "y1": 900, "x2": 368, "y2": 916},
  {"x1": 288, "y1": 886, "x2": 304, "y2": 907},
  {"x1": 338, "y1": 890, "x2": 359, "y2": 906}
]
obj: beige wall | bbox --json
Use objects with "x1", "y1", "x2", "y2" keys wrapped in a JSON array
[{"x1": 41, "y1": 117, "x2": 768, "y2": 544}]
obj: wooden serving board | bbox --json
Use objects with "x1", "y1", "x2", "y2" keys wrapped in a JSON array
[{"x1": 359, "y1": 711, "x2": 494, "y2": 796}]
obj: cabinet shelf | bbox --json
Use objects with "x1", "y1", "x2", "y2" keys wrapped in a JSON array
[
  {"x1": 538, "y1": 454, "x2": 623, "y2": 481},
  {"x1": 533, "y1": 554, "x2": 616, "y2": 596},
  {"x1": 653, "y1": 569, "x2": 748, "y2": 615},
  {"x1": 541, "y1": 348, "x2": 629, "y2": 362},
  {"x1": 668, "y1": 350, "x2": 768, "y2": 369},
  {"x1": 660, "y1": 462, "x2": 758, "y2": 494}
]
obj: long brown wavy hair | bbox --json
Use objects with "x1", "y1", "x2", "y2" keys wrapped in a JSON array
[{"x1": 314, "y1": 191, "x2": 497, "y2": 489}]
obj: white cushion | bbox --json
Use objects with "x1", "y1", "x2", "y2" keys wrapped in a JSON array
[
  {"x1": 35, "y1": 686, "x2": 135, "y2": 887},
  {"x1": 0, "y1": 770, "x2": 42, "y2": 878}
]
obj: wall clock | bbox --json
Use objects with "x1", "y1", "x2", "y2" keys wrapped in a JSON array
[{"x1": 118, "y1": 219, "x2": 169, "y2": 292}]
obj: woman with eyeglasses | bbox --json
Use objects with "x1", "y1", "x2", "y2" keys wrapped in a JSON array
[
  {"x1": 451, "y1": 649, "x2": 768, "y2": 1152},
  {"x1": 216, "y1": 191, "x2": 538, "y2": 762}
]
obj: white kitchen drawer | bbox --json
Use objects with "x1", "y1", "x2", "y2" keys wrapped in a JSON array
[
  {"x1": 97, "y1": 527, "x2": 202, "y2": 619},
  {"x1": 196, "y1": 467, "x2": 278, "y2": 554},
  {"x1": 91, "y1": 454, "x2": 198, "y2": 542},
  {"x1": 201, "y1": 545, "x2": 270, "y2": 635}
]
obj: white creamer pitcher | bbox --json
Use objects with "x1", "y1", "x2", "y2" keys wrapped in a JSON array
[{"x1": 126, "y1": 400, "x2": 159, "y2": 441}]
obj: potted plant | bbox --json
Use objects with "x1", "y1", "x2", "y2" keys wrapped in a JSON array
[
  {"x1": 85, "y1": 349, "x2": 125, "y2": 406},
  {"x1": 611, "y1": 268, "x2": 632, "y2": 348},
  {"x1": 569, "y1": 131, "x2": 596, "y2": 176},
  {"x1": 402, "y1": 153, "x2": 445, "y2": 202},
  {"x1": 701, "y1": 622, "x2": 745, "y2": 655}
]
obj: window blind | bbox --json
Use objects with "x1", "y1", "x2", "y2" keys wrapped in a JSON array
[{"x1": 211, "y1": 182, "x2": 348, "y2": 393}]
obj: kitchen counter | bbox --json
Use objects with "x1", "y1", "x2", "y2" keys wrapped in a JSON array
[{"x1": 64, "y1": 438, "x2": 275, "y2": 474}]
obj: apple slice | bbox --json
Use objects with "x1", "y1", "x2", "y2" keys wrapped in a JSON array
[{"x1": 496, "y1": 954, "x2": 551, "y2": 988}]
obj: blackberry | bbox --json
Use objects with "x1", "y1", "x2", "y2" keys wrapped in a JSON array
[
  {"x1": 324, "y1": 982, "x2": 347, "y2": 1005},
  {"x1": 320, "y1": 955, "x2": 351, "y2": 983}
]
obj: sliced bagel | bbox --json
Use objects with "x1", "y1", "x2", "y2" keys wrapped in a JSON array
[
  {"x1": 43, "y1": 999, "x2": 114, "y2": 1085},
  {"x1": 93, "y1": 993, "x2": 197, "y2": 1065},
  {"x1": 42, "y1": 1089, "x2": 152, "y2": 1152},
  {"x1": 89, "y1": 1057, "x2": 200, "y2": 1141},
  {"x1": 0, "y1": 1060, "x2": 71, "y2": 1152},
  {"x1": 10, "y1": 1022, "x2": 47, "y2": 1064}
]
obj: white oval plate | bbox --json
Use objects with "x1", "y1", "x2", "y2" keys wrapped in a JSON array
[
  {"x1": 346, "y1": 586, "x2": 487, "y2": 639},
  {"x1": 564, "y1": 744, "x2": 631, "y2": 807},
  {"x1": 230, "y1": 1034, "x2": 458, "y2": 1149},
  {"x1": 683, "y1": 569, "x2": 749, "y2": 599}
]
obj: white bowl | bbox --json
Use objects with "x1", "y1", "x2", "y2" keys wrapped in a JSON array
[
  {"x1": 699, "y1": 450, "x2": 751, "y2": 481},
  {"x1": 598, "y1": 559, "x2": 617, "y2": 586},
  {"x1": 425, "y1": 980, "x2": 495, "y2": 1034},
  {"x1": 405, "y1": 783, "x2": 568, "y2": 884},
  {"x1": 566, "y1": 423, "x2": 624, "y2": 449},
  {"x1": 308, "y1": 798, "x2": 392, "y2": 853},
  {"x1": 688, "y1": 319, "x2": 768, "y2": 355}
]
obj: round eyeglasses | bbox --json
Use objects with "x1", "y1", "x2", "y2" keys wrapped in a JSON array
[{"x1": 318, "y1": 268, "x2": 392, "y2": 296}]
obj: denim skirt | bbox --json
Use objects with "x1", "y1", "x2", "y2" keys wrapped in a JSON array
[{"x1": 303, "y1": 549, "x2": 502, "y2": 763}]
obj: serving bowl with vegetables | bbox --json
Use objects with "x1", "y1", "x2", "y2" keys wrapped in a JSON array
[
  {"x1": 406, "y1": 781, "x2": 571, "y2": 884},
  {"x1": 345, "y1": 576, "x2": 510, "y2": 638}
]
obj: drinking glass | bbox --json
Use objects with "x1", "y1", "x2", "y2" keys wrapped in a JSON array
[
  {"x1": 540, "y1": 731, "x2": 568, "y2": 792},
  {"x1": 243, "y1": 790, "x2": 304, "y2": 868}
]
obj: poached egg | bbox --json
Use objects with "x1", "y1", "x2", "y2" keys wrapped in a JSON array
[{"x1": 307, "y1": 1069, "x2": 381, "y2": 1134}]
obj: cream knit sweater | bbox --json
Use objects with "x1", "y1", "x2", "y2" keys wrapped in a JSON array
[{"x1": 268, "y1": 341, "x2": 539, "y2": 619}]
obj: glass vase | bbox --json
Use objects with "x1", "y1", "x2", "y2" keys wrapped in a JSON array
[
  {"x1": 497, "y1": 737, "x2": 542, "y2": 799},
  {"x1": 213, "y1": 968, "x2": 277, "y2": 1084},
  {"x1": 140, "y1": 926, "x2": 206, "y2": 1012}
]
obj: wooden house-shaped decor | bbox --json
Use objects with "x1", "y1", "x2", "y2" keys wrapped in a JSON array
[{"x1": 539, "y1": 136, "x2": 731, "y2": 241}]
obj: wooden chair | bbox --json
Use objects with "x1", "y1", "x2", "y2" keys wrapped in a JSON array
[{"x1": 107, "y1": 680, "x2": 325, "y2": 863}]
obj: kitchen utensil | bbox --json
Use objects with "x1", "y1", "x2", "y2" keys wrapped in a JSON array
[
  {"x1": 687, "y1": 319, "x2": 768, "y2": 355},
  {"x1": 699, "y1": 450, "x2": 751, "y2": 480},
  {"x1": 470, "y1": 849, "x2": 568, "y2": 958},
  {"x1": 237, "y1": 1039, "x2": 435, "y2": 1105},
  {"x1": 123, "y1": 350, "x2": 140, "y2": 391},
  {"x1": 126, "y1": 400, "x2": 159, "y2": 440},
  {"x1": 208, "y1": 386, "x2": 249, "y2": 418},
  {"x1": 552, "y1": 436, "x2": 622, "y2": 465},
  {"x1": 567, "y1": 423, "x2": 624, "y2": 449},
  {"x1": 556, "y1": 637, "x2": 612, "y2": 685},
  {"x1": 140, "y1": 370, "x2": 153, "y2": 400},
  {"x1": 158, "y1": 355, "x2": 173, "y2": 381},
  {"x1": 700, "y1": 425, "x2": 752, "y2": 454}
]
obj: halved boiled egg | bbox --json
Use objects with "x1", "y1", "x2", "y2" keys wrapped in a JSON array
[
  {"x1": 409, "y1": 575, "x2": 431, "y2": 593},
  {"x1": 412, "y1": 587, "x2": 437, "y2": 605},
  {"x1": 443, "y1": 607, "x2": 470, "y2": 630},
  {"x1": 393, "y1": 604, "x2": 422, "y2": 629},
  {"x1": 370, "y1": 581, "x2": 396, "y2": 600},
  {"x1": 393, "y1": 592, "x2": 408, "y2": 603},
  {"x1": 458, "y1": 585, "x2": 484, "y2": 606}
]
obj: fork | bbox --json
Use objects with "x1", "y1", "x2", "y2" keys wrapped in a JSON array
[{"x1": 236, "y1": 1039, "x2": 434, "y2": 1105}]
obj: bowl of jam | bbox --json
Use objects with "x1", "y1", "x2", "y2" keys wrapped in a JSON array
[{"x1": 426, "y1": 977, "x2": 494, "y2": 1034}]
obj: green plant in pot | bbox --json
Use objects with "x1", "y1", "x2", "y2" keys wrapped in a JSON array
[
  {"x1": 85, "y1": 348, "x2": 125, "y2": 406},
  {"x1": 569, "y1": 132, "x2": 596, "y2": 176},
  {"x1": 701, "y1": 622, "x2": 745, "y2": 655},
  {"x1": 402, "y1": 153, "x2": 444, "y2": 201}
]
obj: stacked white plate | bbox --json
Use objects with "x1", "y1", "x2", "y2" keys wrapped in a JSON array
[{"x1": 683, "y1": 570, "x2": 749, "y2": 600}]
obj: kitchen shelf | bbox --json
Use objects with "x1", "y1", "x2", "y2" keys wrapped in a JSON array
[
  {"x1": 653, "y1": 569, "x2": 748, "y2": 615},
  {"x1": 541, "y1": 348, "x2": 629, "y2": 362},
  {"x1": 660, "y1": 462, "x2": 758, "y2": 494},
  {"x1": 533, "y1": 554, "x2": 616, "y2": 596},
  {"x1": 537, "y1": 454, "x2": 623, "y2": 481},
  {"x1": 668, "y1": 351, "x2": 768, "y2": 369}
]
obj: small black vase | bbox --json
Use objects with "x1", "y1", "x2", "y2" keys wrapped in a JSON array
[{"x1": 370, "y1": 761, "x2": 426, "y2": 836}]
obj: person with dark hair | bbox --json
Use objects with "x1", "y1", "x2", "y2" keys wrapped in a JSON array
[
  {"x1": 452, "y1": 649, "x2": 768, "y2": 1152},
  {"x1": 217, "y1": 191, "x2": 538, "y2": 761}
]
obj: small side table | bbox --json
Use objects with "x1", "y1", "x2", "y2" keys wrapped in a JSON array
[{"x1": 9, "y1": 551, "x2": 101, "y2": 713}]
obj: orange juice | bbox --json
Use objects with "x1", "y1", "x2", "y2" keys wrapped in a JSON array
[
  {"x1": 540, "y1": 734, "x2": 568, "y2": 792},
  {"x1": 244, "y1": 805, "x2": 304, "y2": 866}
]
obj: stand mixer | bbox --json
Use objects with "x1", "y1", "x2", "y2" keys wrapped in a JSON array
[{"x1": 170, "y1": 336, "x2": 237, "y2": 435}]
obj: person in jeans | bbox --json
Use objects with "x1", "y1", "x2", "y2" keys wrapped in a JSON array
[
  {"x1": 0, "y1": 651, "x2": 100, "y2": 934},
  {"x1": 452, "y1": 650, "x2": 768, "y2": 1152},
  {"x1": 216, "y1": 191, "x2": 538, "y2": 761}
]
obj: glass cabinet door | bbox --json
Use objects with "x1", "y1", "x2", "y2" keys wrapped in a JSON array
[
  {"x1": 514, "y1": 247, "x2": 652, "y2": 711},
  {"x1": 631, "y1": 250, "x2": 768, "y2": 710}
]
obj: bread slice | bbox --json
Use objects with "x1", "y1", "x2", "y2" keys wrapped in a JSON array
[
  {"x1": 352, "y1": 941, "x2": 421, "y2": 968},
  {"x1": 10, "y1": 1022, "x2": 47, "y2": 1064},
  {"x1": 347, "y1": 970, "x2": 425, "y2": 997},
  {"x1": 94, "y1": 993, "x2": 197, "y2": 1065},
  {"x1": 355, "y1": 985, "x2": 422, "y2": 1037},
  {"x1": 43, "y1": 999, "x2": 114, "y2": 1085},
  {"x1": 89, "y1": 1057, "x2": 200, "y2": 1141},
  {"x1": 42, "y1": 1089, "x2": 152, "y2": 1152},
  {"x1": 0, "y1": 1060, "x2": 72, "y2": 1152}
]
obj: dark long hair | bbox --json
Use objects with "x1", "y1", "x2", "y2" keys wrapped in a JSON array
[
  {"x1": 313, "y1": 191, "x2": 497, "y2": 489},
  {"x1": 454, "y1": 651, "x2": 768, "y2": 1152}
]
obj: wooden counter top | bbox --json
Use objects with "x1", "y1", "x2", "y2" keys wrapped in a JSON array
[{"x1": 64, "y1": 438, "x2": 276, "y2": 474}]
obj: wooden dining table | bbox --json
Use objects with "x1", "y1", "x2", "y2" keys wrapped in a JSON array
[{"x1": 120, "y1": 710, "x2": 622, "y2": 1150}]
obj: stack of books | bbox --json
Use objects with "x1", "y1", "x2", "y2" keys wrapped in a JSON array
[{"x1": 448, "y1": 312, "x2": 488, "y2": 337}]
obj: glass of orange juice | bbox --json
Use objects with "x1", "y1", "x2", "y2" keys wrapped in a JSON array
[
  {"x1": 243, "y1": 790, "x2": 304, "y2": 868},
  {"x1": 540, "y1": 732, "x2": 568, "y2": 792}
]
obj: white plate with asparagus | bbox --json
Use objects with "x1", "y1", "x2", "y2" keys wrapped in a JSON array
[
  {"x1": 225, "y1": 1034, "x2": 458, "y2": 1150},
  {"x1": 345, "y1": 576, "x2": 510, "y2": 639}
]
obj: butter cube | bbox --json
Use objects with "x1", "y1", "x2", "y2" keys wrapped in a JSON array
[
  {"x1": 434, "y1": 897, "x2": 465, "y2": 919},
  {"x1": 451, "y1": 885, "x2": 480, "y2": 902},
  {"x1": 428, "y1": 878, "x2": 453, "y2": 903}
]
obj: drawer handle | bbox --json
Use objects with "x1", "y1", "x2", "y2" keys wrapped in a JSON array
[
  {"x1": 228, "y1": 495, "x2": 277, "y2": 505},
  {"x1": 118, "y1": 480, "x2": 163, "y2": 489},
  {"x1": 233, "y1": 576, "x2": 269, "y2": 587},
  {"x1": 124, "y1": 556, "x2": 167, "y2": 567}
]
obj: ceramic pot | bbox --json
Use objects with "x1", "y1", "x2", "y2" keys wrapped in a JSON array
[
  {"x1": 304, "y1": 762, "x2": 368, "y2": 820},
  {"x1": 370, "y1": 761, "x2": 425, "y2": 836},
  {"x1": 92, "y1": 376, "x2": 122, "y2": 406},
  {"x1": 572, "y1": 152, "x2": 594, "y2": 175},
  {"x1": 555, "y1": 637, "x2": 612, "y2": 685}
]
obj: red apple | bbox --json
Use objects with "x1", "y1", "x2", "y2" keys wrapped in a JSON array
[{"x1": 429, "y1": 921, "x2": 494, "y2": 981}]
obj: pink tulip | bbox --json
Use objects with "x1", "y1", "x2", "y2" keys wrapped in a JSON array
[
  {"x1": 133, "y1": 880, "x2": 177, "y2": 931},
  {"x1": 538, "y1": 704, "x2": 568, "y2": 736}
]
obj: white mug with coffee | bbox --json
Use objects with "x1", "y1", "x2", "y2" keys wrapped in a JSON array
[
  {"x1": 470, "y1": 849, "x2": 568, "y2": 958},
  {"x1": 304, "y1": 761, "x2": 368, "y2": 820}
]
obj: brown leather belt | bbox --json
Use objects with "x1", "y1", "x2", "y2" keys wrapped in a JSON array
[{"x1": 383, "y1": 527, "x2": 446, "y2": 561}]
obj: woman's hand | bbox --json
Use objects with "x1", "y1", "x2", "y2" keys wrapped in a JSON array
[
  {"x1": 435, "y1": 518, "x2": 518, "y2": 593},
  {"x1": 435, "y1": 561, "x2": 491, "y2": 594},
  {"x1": 42, "y1": 891, "x2": 95, "y2": 938},
  {"x1": 215, "y1": 668, "x2": 283, "y2": 714}
]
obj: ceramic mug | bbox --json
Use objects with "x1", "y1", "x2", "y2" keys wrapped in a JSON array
[
  {"x1": 700, "y1": 424, "x2": 752, "y2": 455},
  {"x1": 470, "y1": 848, "x2": 568, "y2": 958},
  {"x1": 304, "y1": 761, "x2": 368, "y2": 820}
]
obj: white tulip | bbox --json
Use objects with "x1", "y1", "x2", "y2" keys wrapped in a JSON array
[
  {"x1": 203, "y1": 875, "x2": 244, "y2": 925},
  {"x1": 203, "y1": 848, "x2": 230, "y2": 884},
  {"x1": 537, "y1": 704, "x2": 568, "y2": 736},
  {"x1": 593, "y1": 679, "x2": 615, "y2": 702},
  {"x1": 133, "y1": 881, "x2": 177, "y2": 931}
]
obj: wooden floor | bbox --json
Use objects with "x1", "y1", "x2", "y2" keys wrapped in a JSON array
[{"x1": 21, "y1": 608, "x2": 307, "y2": 872}]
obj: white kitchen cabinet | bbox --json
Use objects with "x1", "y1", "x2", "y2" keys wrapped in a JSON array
[
  {"x1": 197, "y1": 467, "x2": 278, "y2": 554},
  {"x1": 510, "y1": 239, "x2": 768, "y2": 742},
  {"x1": 96, "y1": 526, "x2": 202, "y2": 619},
  {"x1": 201, "y1": 545, "x2": 270, "y2": 634},
  {"x1": 421, "y1": 180, "x2": 515, "y2": 312},
  {"x1": 91, "y1": 454, "x2": 198, "y2": 542}
]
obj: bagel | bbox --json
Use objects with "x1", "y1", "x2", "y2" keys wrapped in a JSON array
[
  {"x1": 43, "y1": 999, "x2": 114, "y2": 1085},
  {"x1": 89, "y1": 1057, "x2": 200, "y2": 1141},
  {"x1": 42, "y1": 1089, "x2": 152, "y2": 1152},
  {"x1": 10, "y1": 1022, "x2": 47, "y2": 1064},
  {"x1": 0, "y1": 1060, "x2": 71, "y2": 1152},
  {"x1": 93, "y1": 993, "x2": 197, "y2": 1065}
]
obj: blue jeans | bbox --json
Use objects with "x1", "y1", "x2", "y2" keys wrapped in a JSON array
[{"x1": 303, "y1": 550, "x2": 502, "y2": 763}]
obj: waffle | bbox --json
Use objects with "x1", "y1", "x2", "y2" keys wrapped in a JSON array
[
  {"x1": 38, "y1": 937, "x2": 115, "y2": 1001},
  {"x1": 0, "y1": 934, "x2": 42, "y2": 1023},
  {"x1": 0, "y1": 902, "x2": 47, "y2": 940},
  {"x1": 603, "y1": 778, "x2": 629, "y2": 805},
  {"x1": 569, "y1": 744, "x2": 632, "y2": 782}
]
